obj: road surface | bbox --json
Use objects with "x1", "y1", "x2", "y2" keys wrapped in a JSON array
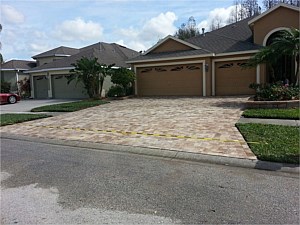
[{"x1": 1, "y1": 138, "x2": 299, "y2": 224}]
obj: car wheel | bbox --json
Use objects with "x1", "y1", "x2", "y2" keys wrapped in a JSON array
[{"x1": 8, "y1": 96, "x2": 17, "y2": 104}]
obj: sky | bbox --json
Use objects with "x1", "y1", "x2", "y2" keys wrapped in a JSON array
[{"x1": 0, "y1": 0, "x2": 263, "y2": 61}]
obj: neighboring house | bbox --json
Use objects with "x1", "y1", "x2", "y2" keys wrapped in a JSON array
[
  {"x1": 0, "y1": 60, "x2": 36, "y2": 92},
  {"x1": 128, "y1": 3, "x2": 299, "y2": 96},
  {"x1": 26, "y1": 43, "x2": 139, "y2": 99}
]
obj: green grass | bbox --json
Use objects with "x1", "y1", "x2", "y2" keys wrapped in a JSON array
[
  {"x1": 31, "y1": 99, "x2": 109, "y2": 112},
  {"x1": 0, "y1": 114, "x2": 51, "y2": 126},
  {"x1": 237, "y1": 123, "x2": 299, "y2": 164},
  {"x1": 243, "y1": 108, "x2": 300, "y2": 120}
]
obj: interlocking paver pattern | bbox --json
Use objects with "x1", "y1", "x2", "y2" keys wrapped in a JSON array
[{"x1": 1, "y1": 97, "x2": 256, "y2": 159}]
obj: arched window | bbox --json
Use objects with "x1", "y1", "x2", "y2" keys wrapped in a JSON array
[{"x1": 265, "y1": 30, "x2": 294, "y2": 84}]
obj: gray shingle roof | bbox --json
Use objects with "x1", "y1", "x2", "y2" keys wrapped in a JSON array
[
  {"x1": 0, "y1": 60, "x2": 36, "y2": 70},
  {"x1": 128, "y1": 17, "x2": 262, "y2": 63},
  {"x1": 185, "y1": 17, "x2": 261, "y2": 53},
  {"x1": 128, "y1": 49, "x2": 212, "y2": 62},
  {"x1": 32, "y1": 46, "x2": 80, "y2": 59},
  {"x1": 28, "y1": 42, "x2": 140, "y2": 73}
]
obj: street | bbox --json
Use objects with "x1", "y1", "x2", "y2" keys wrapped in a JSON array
[{"x1": 1, "y1": 138, "x2": 299, "y2": 224}]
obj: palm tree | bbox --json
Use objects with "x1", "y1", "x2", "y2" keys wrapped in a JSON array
[
  {"x1": 68, "y1": 57, "x2": 114, "y2": 98},
  {"x1": 271, "y1": 28, "x2": 299, "y2": 85},
  {"x1": 246, "y1": 28, "x2": 299, "y2": 85}
]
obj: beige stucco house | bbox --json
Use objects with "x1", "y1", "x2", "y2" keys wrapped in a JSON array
[
  {"x1": 128, "y1": 3, "x2": 299, "y2": 96},
  {"x1": 26, "y1": 43, "x2": 139, "y2": 99}
]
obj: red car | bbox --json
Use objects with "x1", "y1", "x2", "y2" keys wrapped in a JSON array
[{"x1": 0, "y1": 93, "x2": 21, "y2": 104}]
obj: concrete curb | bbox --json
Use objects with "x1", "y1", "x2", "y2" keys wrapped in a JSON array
[{"x1": 1, "y1": 133, "x2": 299, "y2": 174}]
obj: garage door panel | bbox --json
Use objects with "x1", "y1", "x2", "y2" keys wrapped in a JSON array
[
  {"x1": 52, "y1": 75, "x2": 88, "y2": 99},
  {"x1": 216, "y1": 60, "x2": 256, "y2": 96},
  {"x1": 137, "y1": 64, "x2": 202, "y2": 96},
  {"x1": 34, "y1": 76, "x2": 48, "y2": 99}
]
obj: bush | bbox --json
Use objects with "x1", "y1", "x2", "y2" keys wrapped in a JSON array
[
  {"x1": 1, "y1": 81, "x2": 11, "y2": 93},
  {"x1": 110, "y1": 68, "x2": 135, "y2": 96},
  {"x1": 107, "y1": 85, "x2": 125, "y2": 97},
  {"x1": 249, "y1": 83, "x2": 299, "y2": 101},
  {"x1": 17, "y1": 77, "x2": 31, "y2": 98}
]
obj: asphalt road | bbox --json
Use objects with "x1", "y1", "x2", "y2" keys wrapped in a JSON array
[{"x1": 1, "y1": 138, "x2": 299, "y2": 224}]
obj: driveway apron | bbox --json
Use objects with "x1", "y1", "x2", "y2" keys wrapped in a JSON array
[{"x1": 0, "y1": 97, "x2": 256, "y2": 159}]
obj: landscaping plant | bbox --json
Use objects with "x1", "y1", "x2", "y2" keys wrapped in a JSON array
[
  {"x1": 68, "y1": 57, "x2": 114, "y2": 98},
  {"x1": 110, "y1": 67, "x2": 135, "y2": 96},
  {"x1": 249, "y1": 82, "x2": 299, "y2": 101}
]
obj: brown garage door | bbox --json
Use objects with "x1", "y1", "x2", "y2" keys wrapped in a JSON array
[
  {"x1": 215, "y1": 60, "x2": 256, "y2": 96},
  {"x1": 137, "y1": 64, "x2": 202, "y2": 96}
]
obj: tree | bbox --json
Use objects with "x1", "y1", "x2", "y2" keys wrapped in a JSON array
[
  {"x1": 243, "y1": 0, "x2": 261, "y2": 17},
  {"x1": 263, "y1": 0, "x2": 299, "y2": 9},
  {"x1": 271, "y1": 28, "x2": 299, "y2": 84},
  {"x1": 246, "y1": 28, "x2": 299, "y2": 85},
  {"x1": 228, "y1": 0, "x2": 260, "y2": 24},
  {"x1": 174, "y1": 16, "x2": 200, "y2": 40},
  {"x1": 68, "y1": 57, "x2": 114, "y2": 98},
  {"x1": 110, "y1": 67, "x2": 135, "y2": 95},
  {"x1": 210, "y1": 15, "x2": 224, "y2": 31}
]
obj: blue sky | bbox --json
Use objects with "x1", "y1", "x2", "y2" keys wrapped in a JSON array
[{"x1": 1, "y1": 0, "x2": 263, "y2": 61}]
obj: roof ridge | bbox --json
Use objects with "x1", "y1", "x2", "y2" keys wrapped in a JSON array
[{"x1": 111, "y1": 43, "x2": 128, "y2": 59}]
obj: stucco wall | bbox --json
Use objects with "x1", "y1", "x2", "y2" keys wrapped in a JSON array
[
  {"x1": 252, "y1": 7, "x2": 299, "y2": 45},
  {"x1": 151, "y1": 39, "x2": 194, "y2": 53}
]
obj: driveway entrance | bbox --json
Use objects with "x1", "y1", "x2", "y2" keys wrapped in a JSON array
[{"x1": 0, "y1": 97, "x2": 256, "y2": 159}]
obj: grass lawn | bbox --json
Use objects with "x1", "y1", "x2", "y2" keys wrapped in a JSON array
[
  {"x1": 243, "y1": 108, "x2": 299, "y2": 120},
  {"x1": 0, "y1": 114, "x2": 51, "y2": 126},
  {"x1": 237, "y1": 123, "x2": 299, "y2": 164},
  {"x1": 31, "y1": 99, "x2": 109, "y2": 112}
]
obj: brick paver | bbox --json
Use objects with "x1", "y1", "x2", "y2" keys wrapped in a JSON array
[{"x1": 0, "y1": 97, "x2": 256, "y2": 159}]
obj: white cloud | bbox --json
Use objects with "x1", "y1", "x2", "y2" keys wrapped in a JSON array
[
  {"x1": 29, "y1": 43, "x2": 53, "y2": 56},
  {"x1": 198, "y1": 5, "x2": 236, "y2": 32},
  {"x1": 0, "y1": 5, "x2": 25, "y2": 24},
  {"x1": 53, "y1": 17, "x2": 103, "y2": 42},
  {"x1": 140, "y1": 12, "x2": 177, "y2": 41},
  {"x1": 117, "y1": 12, "x2": 177, "y2": 52}
]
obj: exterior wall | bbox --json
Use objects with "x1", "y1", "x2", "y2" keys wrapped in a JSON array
[
  {"x1": 151, "y1": 39, "x2": 194, "y2": 53},
  {"x1": 252, "y1": 7, "x2": 299, "y2": 45}
]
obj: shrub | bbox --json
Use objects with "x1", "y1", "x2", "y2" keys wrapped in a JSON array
[
  {"x1": 249, "y1": 83, "x2": 299, "y2": 101},
  {"x1": 17, "y1": 77, "x2": 31, "y2": 98},
  {"x1": 110, "y1": 68, "x2": 135, "y2": 96},
  {"x1": 1, "y1": 81, "x2": 11, "y2": 93},
  {"x1": 107, "y1": 85, "x2": 125, "y2": 97}
]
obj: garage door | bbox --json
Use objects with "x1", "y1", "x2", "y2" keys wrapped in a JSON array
[
  {"x1": 215, "y1": 60, "x2": 256, "y2": 96},
  {"x1": 137, "y1": 64, "x2": 202, "y2": 96},
  {"x1": 51, "y1": 75, "x2": 88, "y2": 99},
  {"x1": 34, "y1": 76, "x2": 48, "y2": 99}
]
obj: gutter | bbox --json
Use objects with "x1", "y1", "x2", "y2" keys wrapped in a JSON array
[{"x1": 24, "y1": 67, "x2": 75, "y2": 73}]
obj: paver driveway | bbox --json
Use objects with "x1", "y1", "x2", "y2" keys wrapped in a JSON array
[{"x1": 1, "y1": 97, "x2": 256, "y2": 159}]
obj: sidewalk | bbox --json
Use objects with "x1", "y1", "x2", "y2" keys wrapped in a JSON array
[{"x1": 238, "y1": 117, "x2": 300, "y2": 127}]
